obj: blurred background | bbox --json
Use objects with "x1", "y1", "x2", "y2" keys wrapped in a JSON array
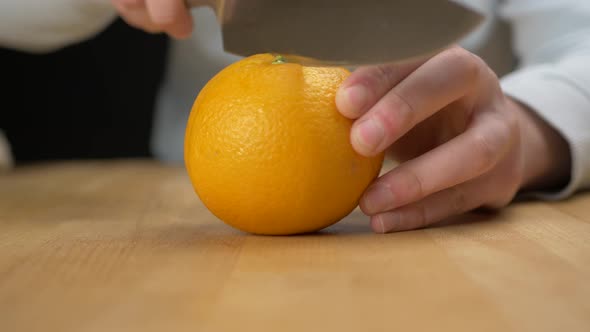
[{"x1": 0, "y1": 1, "x2": 515, "y2": 169}]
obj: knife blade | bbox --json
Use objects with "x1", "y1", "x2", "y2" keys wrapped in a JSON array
[{"x1": 187, "y1": 0, "x2": 484, "y2": 66}]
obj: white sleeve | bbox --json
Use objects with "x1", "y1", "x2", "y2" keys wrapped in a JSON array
[
  {"x1": 0, "y1": 0, "x2": 117, "y2": 53},
  {"x1": 499, "y1": 0, "x2": 590, "y2": 199}
]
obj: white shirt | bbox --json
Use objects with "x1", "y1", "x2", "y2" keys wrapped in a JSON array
[{"x1": 1, "y1": 0, "x2": 589, "y2": 199}]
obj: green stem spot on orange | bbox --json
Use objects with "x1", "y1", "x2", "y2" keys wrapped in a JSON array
[{"x1": 272, "y1": 55, "x2": 287, "y2": 64}]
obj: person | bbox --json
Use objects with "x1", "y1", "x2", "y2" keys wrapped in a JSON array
[{"x1": 1, "y1": 0, "x2": 589, "y2": 233}]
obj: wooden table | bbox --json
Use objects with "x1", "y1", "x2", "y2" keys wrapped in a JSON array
[{"x1": 1, "y1": 161, "x2": 589, "y2": 332}]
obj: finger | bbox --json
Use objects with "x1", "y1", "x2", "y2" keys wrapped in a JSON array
[
  {"x1": 335, "y1": 60, "x2": 424, "y2": 119},
  {"x1": 112, "y1": 0, "x2": 162, "y2": 33},
  {"x1": 350, "y1": 47, "x2": 488, "y2": 157},
  {"x1": 360, "y1": 111, "x2": 515, "y2": 216},
  {"x1": 145, "y1": 0, "x2": 193, "y2": 38},
  {"x1": 370, "y1": 177, "x2": 490, "y2": 233}
]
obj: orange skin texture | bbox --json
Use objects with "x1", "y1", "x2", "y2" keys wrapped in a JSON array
[{"x1": 185, "y1": 54, "x2": 384, "y2": 235}]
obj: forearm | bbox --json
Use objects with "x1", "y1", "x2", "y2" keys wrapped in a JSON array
[{"x1": 0, "y1": 0, "x2": 117, "y2": 53}]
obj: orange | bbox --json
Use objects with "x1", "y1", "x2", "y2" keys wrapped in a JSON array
[{"x1": 184, "y1": 54, "x2": 384, "y2": 235}]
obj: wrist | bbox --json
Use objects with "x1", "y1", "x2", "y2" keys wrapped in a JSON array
[{"x1": 511, "y1": 97, "x2": 571, "y2": 192}]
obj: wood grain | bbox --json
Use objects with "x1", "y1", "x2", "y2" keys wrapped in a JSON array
[{"x1": 0, "y1": 160, "x2": 589, "y2": 332}]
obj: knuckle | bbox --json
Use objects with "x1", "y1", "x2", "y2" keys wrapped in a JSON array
[
  {"x1": 492, "y1": 114, "x2": 518, "y2": 149},
  {"x1": 472, "y1": 132, "x2": 501, "y2": 172},
  {"x1": 382, "y1": 166, "x2": 425, "y2": 208},
  {"x1": 443, "y1": 47, "x2": 482, "y2": 82},
  {"x1": 369, "y1": 109, "x2": 395, "y2": 142},
  {"x1": 471, "y1": 117, "x2": 514, "y2": 173},
  {"x1": 374, "y1": 90, "x2": 415, "y2": 136},
  {"x1": 401, "y1": 167, "x2": 426, "y2": 203}
]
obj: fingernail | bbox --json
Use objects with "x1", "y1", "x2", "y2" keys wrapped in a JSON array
[
  {"x1": 371, "y1": 214, "x2": 387, "y2": 234},
  {"x1": 353, "y1": 117, "x2": 384, "y2": 155},
  {"x1": 362, "y1": 185, "x2": 394, "y2": 215},
  {"x1": 336, "y1": 85, "x2": 368, "y2": 118},
  {"x1": 372, "y1": 212, "x2": 400, "y2": 234}
]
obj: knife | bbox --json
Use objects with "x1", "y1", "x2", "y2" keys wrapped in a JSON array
[{"x1": 186, "y1": 0, "x2": 484, "y2": 66}]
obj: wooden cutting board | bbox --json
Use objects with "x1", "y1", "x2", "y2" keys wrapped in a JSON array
[{"x1": 0, "y1": 160, "x2": 589, "y2": 332}]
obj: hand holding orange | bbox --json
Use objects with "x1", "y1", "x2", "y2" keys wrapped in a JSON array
[{"x1": 184, "y1": 54, "x2": 384, "y2": 235}]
